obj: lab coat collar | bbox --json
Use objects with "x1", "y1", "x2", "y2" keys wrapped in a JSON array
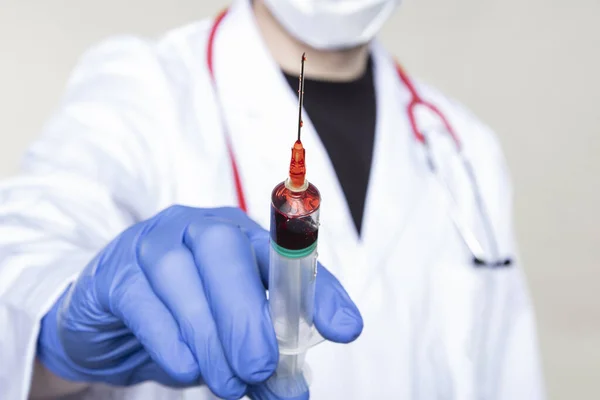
[{"x1": 211, "y1": 0, "x2": 428, "y2": 297}]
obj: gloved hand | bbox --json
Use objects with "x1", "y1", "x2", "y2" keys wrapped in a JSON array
[{"x1": 37, "y1": 206, "x2": 363, "y2": 399}]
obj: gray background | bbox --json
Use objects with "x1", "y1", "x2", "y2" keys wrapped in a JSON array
[{"x1": 0, "y1": 1, "x2": 598, "y2": 398}]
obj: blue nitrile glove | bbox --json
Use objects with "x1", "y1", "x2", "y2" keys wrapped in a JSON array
[{"x1": 37, "y1": 206, "x2": 363, "y2": 399}]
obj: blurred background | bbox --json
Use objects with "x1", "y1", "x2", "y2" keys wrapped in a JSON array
[{"x1": 0, "y1": 0, "x2": 598, "y2": 398}]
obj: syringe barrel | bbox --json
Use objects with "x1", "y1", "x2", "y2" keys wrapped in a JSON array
[
  {"x1": 269, "y1": 234, "x2": 318, "y2": 353},
  {"x1": 267, "y1": 180, "x2": 320, "y2": 397}
]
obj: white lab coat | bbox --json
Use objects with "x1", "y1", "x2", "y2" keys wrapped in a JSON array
[{"x1": 0, "y1": 0, "x2": 545, "y2": 399}]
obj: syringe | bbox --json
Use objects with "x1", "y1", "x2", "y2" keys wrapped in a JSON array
[{"x1": 266, "y1": 53, "x2": 322, "y2": 398}]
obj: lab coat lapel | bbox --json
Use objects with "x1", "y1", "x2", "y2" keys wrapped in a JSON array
[
  {"x1": 359, "y1": 42, "x2": 431, "y2": 288},
  {"x1": 212, "y1": 0, "x2": 360, "y2": 286}
]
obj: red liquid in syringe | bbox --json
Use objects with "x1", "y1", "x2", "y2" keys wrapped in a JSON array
[{"x1": 270, "y1": 178, "x2": 320, "y2": 250}]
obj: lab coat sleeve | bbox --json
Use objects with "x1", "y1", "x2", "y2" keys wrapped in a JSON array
[
  {"x1": 458, "y1": 106, "x2": 547, "y2": 400},
  {"x1": 0, "y1": 36, "x2": 180, "y2": 399}
]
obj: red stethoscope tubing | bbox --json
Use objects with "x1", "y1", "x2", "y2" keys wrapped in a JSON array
[
  {"x1": 206, "y1": 9, "x2": 461, "y2": 212},
  {"x1": 207, "y1": 9, "x2": 248, "y2": 212}
]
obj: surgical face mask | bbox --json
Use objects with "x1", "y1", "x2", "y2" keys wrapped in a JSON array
[{"x1": 262, "y1": 0, "x2": 401, "y2": 50}]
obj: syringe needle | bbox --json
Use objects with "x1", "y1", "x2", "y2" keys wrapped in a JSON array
[
  {"x1": 297, "y1": 52, "x2": 306, "y2": 142},
  {"x1": 288, "y1": 53, "x2": 308, "y2": 191}
]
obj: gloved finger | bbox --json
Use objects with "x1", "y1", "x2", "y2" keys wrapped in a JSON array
[
  {"x1": 109, "y1": 265, "x2": 200, "y2": 384},
  {"x1": 136, "y1": 238, "x2": 246, "y2": 399},
  {"x1": 313, "y1": 265, "x2": 364, "y2": 344},
  {"x1": 247, "y1": 383, "x2": 310, "y2": 400},
  {"x1": 184, "y1": 221, "x2": 278, "y2": 385},
  {"x1": 245, "y1": 227, "x2": 271, "y2": 287},
  {"x1": 204, "y1": 206, "x2": 271, "y2": 288}
]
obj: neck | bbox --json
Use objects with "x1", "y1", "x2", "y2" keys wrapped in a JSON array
[{"x1": 252, "y1": 0, "x2": 370, "y2": 82}]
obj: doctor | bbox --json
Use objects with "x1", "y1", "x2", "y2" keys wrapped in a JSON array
[{"x1": 0, "y1": 0, "x2": 545, "y2": 399}]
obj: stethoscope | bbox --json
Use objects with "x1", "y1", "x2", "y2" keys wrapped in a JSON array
[
  {"x1": 397, "y1": 63, "x2": 513, "y2": 268},
  {"x1": 206, "y1": 9, "x2": 512, "y2": 269}
]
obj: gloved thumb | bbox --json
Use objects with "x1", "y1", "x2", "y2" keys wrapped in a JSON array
[{"x1": 313, "y1": 266, "x2": 363, "y2": 344}]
